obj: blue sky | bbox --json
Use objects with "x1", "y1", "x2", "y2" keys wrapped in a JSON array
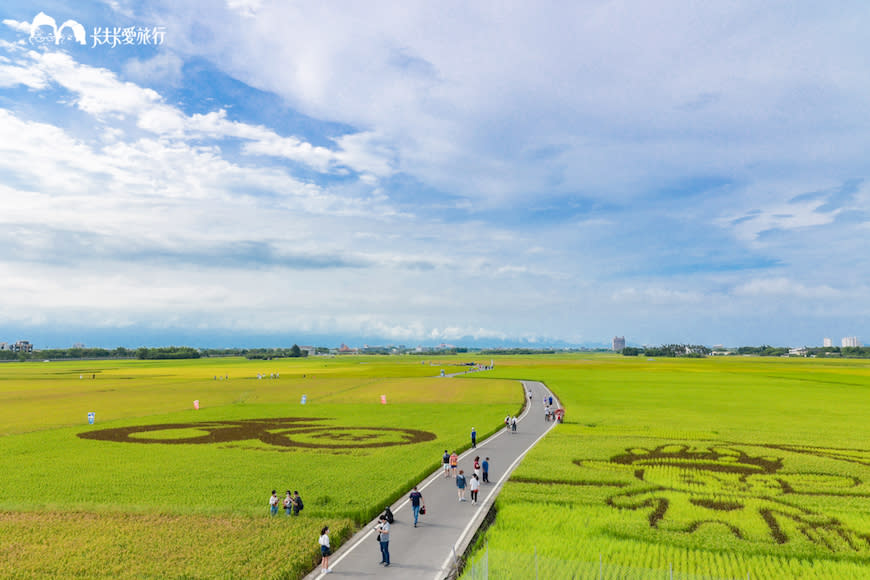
[{"x1": 1, "y1": 1, "x2": 868, "y2": 349}]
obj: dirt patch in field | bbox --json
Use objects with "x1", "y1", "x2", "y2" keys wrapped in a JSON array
[{"x1": 77, "y1": 417, "x2": 436, "y2": 449}]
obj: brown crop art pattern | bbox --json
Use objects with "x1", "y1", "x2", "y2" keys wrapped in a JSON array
[
  {"x1": 77, "y1": 417, "x2": 436, "y2": 449},
  {"x1": 569, "y1": 444, "x2": 870, "y2": 553}
]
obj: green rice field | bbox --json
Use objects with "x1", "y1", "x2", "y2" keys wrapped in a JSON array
[
  {"x1": 461, "y1": 355, "x2": 870, "y2": 579},
  {"x1": 3, "y1": 353, "x2": 870, "y2": 579},
  {"x1": 0, "y1": 356, "x2": 520, "y2": 578}
]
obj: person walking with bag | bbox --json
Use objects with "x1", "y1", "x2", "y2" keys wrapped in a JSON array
[
  {"x1": 375, "y1": 515, "x2": 391, "y2": 566},
  {"x1": 409, "y1": 486, "x2": 425, "y2": 527}
]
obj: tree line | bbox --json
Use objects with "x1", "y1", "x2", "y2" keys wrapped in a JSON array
[
  {"x1": 621, "y1": 344, "x2": 710, "y2": 357},
  {"x1": 3, "y1": 344, "x2": 313, "y2": 361}
]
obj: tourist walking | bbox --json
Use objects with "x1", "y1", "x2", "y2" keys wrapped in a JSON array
[
  {"x1": 449, "y1": 451, "x2": 458, "y2": 477},
  {"x1": 473, "y1": 456, "x2": 481, "y2": 481},
  {"x1": 456, "y1": 469, "x2": 467, "y2": 501},
  {"x1": 269, "y1": 490, "x2": 279, "y2": 516},
  {"x1": 375, "y1": 515, "x2": 391, "y2": 566},
  {"x1": 442, "y1": 449, "x2": 450, "y2": 478},
  {"x1": 409, "y1": 486, "x2": 425, "y2": 527},
  {"x1": 471, "y1": 426, "x2": 477, "y2": 448},
  {"x1": 470, "y1": 473, "x2": 480, "y2": 504},
  {"x1": 482, "y1": 457, "x2": 490, "y2": 482},
  {"x1": 511, "y1": 416, "x2": 517, "y2": 433},
  {"x1": 318, "y1": 525, "x2": 332, "y2": 574}
]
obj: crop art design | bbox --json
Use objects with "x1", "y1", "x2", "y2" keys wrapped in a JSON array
[
  {"x1": 575, "y1": 444, "x2": 870, "y2": 553},
  {"x1": 77, "y1": 417, "x2": 436, "y2": 449}
]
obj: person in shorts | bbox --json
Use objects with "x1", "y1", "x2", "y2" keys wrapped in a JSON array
[
  {"x1": 318, "y1": 526, "x2": 332, "y2": 573},
  {"x1": 442, "y1": 450, "x2": 450, "y2": 478},
  {"x1": 449, "y1": 452, "x2": 458, "y2": 477}
]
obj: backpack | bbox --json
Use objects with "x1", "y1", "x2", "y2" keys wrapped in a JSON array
[
  {"x1": 384, "y1": 507, "x2": 394, "y2": 523},
  {"x1": 295, "y1": 496, "x2": 303, "y2": 510}
]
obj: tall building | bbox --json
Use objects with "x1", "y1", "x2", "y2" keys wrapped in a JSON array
[
  {"x1": 823, "y1": 338, "x2": 832, "y2": 347},
  {"x1": 842, "y1": 336, "x2": 861, "y2": 347},
  {"x1": 612, "y1": 336, "x2": 626, "y2": 351}
]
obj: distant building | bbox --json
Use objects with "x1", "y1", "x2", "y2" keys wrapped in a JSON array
[
  {"x1": 789, "y1": 347, "x2": 807, "y2": 357},
  {"x1": 842, "y1": 336, "x2": 861, "y2": 347},
  {"x1": 13, "y1": 340, "x2": 33, "y2": 353},
  {"x1": 299, "y1": 345, "x2": 316, "y2": 357},
  {"x1": 823, "y1": 338, "x2": 832, "y2": 347},
  {"x1": 0, "y1": 342, "x2": 8, "y2": 351},
  {"x1": 612, "y1": 336, "x2": 626, "y2": 351}
]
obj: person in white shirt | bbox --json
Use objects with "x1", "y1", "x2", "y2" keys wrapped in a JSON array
[
  {"x1": 319, "y1": 526, "x2": 332, "y2": 574},
  {"x1": 470, "y1": 473, "x2": 481, "y2": 504},
  {"x1": 268, "y1": 490, "x2": 279, "y2": 516}
]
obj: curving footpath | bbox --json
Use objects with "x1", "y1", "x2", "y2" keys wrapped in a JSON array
[{"x1": 304, "y1": 380, "x2": 560, "y2": 579}]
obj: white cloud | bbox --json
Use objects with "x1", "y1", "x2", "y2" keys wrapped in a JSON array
[
  {"x1": 152, "y1": 2, "x2": 870, "y2": 208},
  {"x1": 732, "y1": 278, "x2": 842, "y2": 299},
  {"x1": 332, "y1": 132, "x2": 396, "y2": 178},
  {"x1": 122, "y1": 51, "x2": 184, "y2": 87},
  {"x1": 0, "y1": 46, "x2": 392, "y2": 178},
  {"x1": 3, "y1": 4, "x2": 870, "y2": 346},
  {"x1": 0, "y1": 60, "x2": 48, "y2": 88},
  {"x1": 2, "y1": 19, "x2": 31, "y2": 34}
]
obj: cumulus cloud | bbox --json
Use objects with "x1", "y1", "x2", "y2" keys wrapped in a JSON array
[{"x1": 2, "y1": 2, "x2": 870, "y2": 346}]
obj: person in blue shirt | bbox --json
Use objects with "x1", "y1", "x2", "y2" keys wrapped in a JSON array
[{"x1": 482, "y1": 457, "x2": 490, "y2": 483}]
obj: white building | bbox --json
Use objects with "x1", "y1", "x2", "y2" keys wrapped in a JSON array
[
  {"x1": 823, "y1": 338, "x2": 832, "y2": 347},
  {"x1": 612, "y1": 336, "x2": 626, "y2": 351},
  {"x1": 842, "y1": 336, "x2": 861, "y2": 347},
  {"x1": 13, "y1": 340, "x2": 33, "y2": 353}
]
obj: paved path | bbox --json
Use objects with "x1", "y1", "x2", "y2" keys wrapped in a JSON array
[{"x1": 304, "y1": 380, "x2": 560, "y2": 580}]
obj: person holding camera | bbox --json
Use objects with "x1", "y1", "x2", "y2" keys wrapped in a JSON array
[{"x1": 375, "y1": 515, "x2": 391, "y2": 566}]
